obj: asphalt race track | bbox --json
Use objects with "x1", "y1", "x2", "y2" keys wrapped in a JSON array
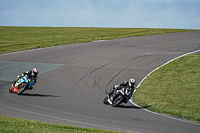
[{"x1": 0, "y1": 31, "x2": 200, "y2": 133}]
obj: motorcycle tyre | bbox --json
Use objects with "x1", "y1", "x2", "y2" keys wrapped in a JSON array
[
  {"x1": 17, "y1": 84, "x2": 26, "y2": 95},
  {"x1": 111, "y1": 94, "x2": 124, "y2": 107},
  {"x1": 103, "y1": 96, "x2": 109, "y2": 104},
  {"x1": 9, "y1": 85, "x2": 13, "y2": 93}
]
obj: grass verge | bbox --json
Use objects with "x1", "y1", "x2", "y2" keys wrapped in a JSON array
[
  {"x1": 1, "y1": 26, "x2": 199, "y2": 131},
  {"x1": 0, "y1": 116, "x2": 123, "y2": 133},
  {"x1": 134, "y1": 53, "x2": 200, "y2": 123},
  {"x1": 0, "y1": 26, "x2": 196, "y2": 54}
]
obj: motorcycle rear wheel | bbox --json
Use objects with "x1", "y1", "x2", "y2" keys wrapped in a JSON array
[{"x1": 103, "y1": 96, "x2": 109, "y2": 104}]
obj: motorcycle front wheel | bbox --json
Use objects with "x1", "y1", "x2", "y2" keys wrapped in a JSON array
[
  {"x1": 103, "y1": 96, "x2": 109, "y2": 104},
  {"x1": 9, "y1": 85, "x2": 13, "y2": 93}
]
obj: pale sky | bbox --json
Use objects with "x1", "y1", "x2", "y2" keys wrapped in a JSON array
[{"x1": 0, "y1": 0, "x2": 200, "y2": 29}]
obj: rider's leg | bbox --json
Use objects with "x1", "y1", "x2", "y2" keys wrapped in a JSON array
[{"x1": 28, "y1": 81, "x2": 35, "y2": 90}]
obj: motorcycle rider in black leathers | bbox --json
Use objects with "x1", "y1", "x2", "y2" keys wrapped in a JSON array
[
  {"x1": 107, "y1": 78, "x2": 136, "y2": 104},
  {"x1": 14, "y1": 68, "x2": 38, "y2": 90}
]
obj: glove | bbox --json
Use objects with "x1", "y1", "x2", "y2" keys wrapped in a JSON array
[{"x1": 113, "y1": 85, "x2": 119, "y2": 89}]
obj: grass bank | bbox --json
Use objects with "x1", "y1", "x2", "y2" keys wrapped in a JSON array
[
  {"x1": 134, "y1": 53, "x2": 200, "y2": 123},
  {"x1": 0, "y1": 26, "x2": 196, "y2": 54},
  {"x1": 0, "y1": 116, "x2": 123, "y2": 133},
  {"x1": 0, "y1": 26, "x2": 199, "y2": 131}
]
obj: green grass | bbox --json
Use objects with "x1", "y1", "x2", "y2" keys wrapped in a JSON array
[
  {"x1": 0, "y1": 116, "x2": 123, "y2": 133},
  {"x1": 134, "y1": 53, "x2": 200, "y2": 122},
  {"x1": 0, "y1": 26, "x2": 199, "y2": 131},
  {"x1": 0, "y1": 26, "x2": 196, "y2": 54}
]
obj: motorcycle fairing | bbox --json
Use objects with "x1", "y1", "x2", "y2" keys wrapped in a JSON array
[{"x1": 12, "y1": 87, "x2": 18, "y2": 93}]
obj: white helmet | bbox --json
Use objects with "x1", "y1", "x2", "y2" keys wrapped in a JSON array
[
  {"x1": 129, "y1": 78, "x2": 136, "y2": 87},
  {"x1": 32, "y1": 68, "x2": 38, "y2": 76}
]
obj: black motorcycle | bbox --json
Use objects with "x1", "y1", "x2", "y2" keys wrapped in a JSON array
[{"x1": 103, "y1": 87, "x2": 133, "y2": 107}]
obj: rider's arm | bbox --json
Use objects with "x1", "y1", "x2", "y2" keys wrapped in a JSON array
[
  {"x1": 30, "y1": 74, "x2": 37, "y2": 84},
  {"x1": 20, "y1": 71, "x2": 30, "y2": 78},
  {"x1": 119, "y1": 81, "x2": 128, "y2": 87},
  {"x1": 113, "y1": 84, "x2": 120, "y2": 90},
  {"x1": 34, "y1": 76, "x2": 37, "y2": 83},
  {"x1": 21, "y1": 72, "x2": 26, "y2": 76},
  {"x1": 113, "y1": 81, "x2": 127, "y2": 90}
]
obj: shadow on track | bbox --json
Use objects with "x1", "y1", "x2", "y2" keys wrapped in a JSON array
[
  {"x1": 116, "y1": 104, "x2": 152, "y2": 109},
  {"x1": 115, "y1": 104, "x2": 141, "y2": 109},
  {"x1": 21, "y1": 93, "x2": 60, "y2": 97}
]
